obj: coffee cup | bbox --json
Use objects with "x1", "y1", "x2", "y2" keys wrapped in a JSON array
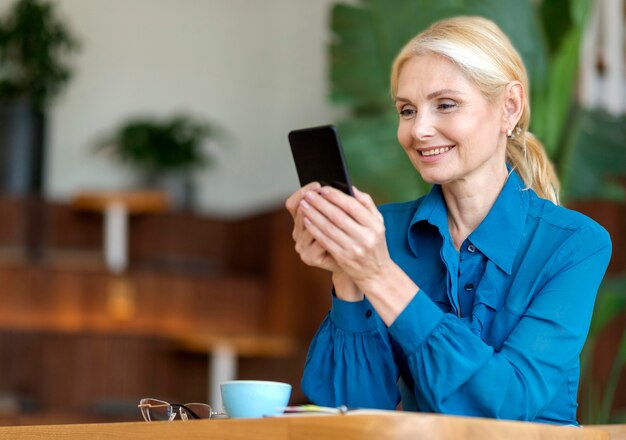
[{"x1": 220, "y1": 380, "x2": 291, "y2": 418}]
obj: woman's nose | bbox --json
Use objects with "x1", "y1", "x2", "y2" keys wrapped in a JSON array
[{"x1": 411, "y1": 112, "x2": 436, "y2": 140}]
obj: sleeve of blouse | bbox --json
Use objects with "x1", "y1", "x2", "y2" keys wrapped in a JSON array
[
  {"x1": 301, "y1": 293, "x2": 401, "y2": 409},
  {"x1": 387, "y1": 224, "x2": 612, "y2": 420}
]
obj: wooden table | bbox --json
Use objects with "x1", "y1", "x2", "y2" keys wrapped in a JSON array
[
  {"x1": 596, "y1": 425, "x2": 626, "y2": 440},
  {"x1": 0, "y1": 413, "x2": 618, "y2": 440}
]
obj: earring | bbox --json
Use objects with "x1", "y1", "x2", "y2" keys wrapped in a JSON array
[{"x1": 506, "y1": 128, "x2": 513, "y2": 138}]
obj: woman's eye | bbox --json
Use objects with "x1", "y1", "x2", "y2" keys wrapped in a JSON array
[
  {"x1": 399, "y1": 107, "x2": 416, "y2": 118},
  {"x1": 437, "y1": 101, "x2": 457, "y2": 111}
]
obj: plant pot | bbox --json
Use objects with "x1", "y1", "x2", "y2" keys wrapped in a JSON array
[
  {"x1": 0, "y1": 98, "x2": 46, "y2": 196},
  {"x1": 144, "y1": 169, "x2": 195, "y2": 212},
  {"x1": 0, "y1": 98, "x2": 47, "y2": 260}
]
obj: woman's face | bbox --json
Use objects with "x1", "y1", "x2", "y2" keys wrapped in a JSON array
[{"x1": 395, "y1": 53, "x2": 507, "y2": 186}]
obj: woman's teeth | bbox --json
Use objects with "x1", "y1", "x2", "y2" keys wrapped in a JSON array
[{"x1": 421, "y1": 146, "x2": 452, "y2": 157}]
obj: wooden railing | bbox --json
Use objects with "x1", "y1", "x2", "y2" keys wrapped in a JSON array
[{"x1": 0, "y1": 195, "x2": 332, "y2": 424}]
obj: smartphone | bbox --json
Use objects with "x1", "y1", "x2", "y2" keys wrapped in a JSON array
[{"x1": 288, "y1": 124, "x2": 354, "y2": 196}]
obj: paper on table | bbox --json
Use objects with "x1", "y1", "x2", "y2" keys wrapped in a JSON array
[
  {"x1": 271, "y1": 405, "x2": 401, "y2": 417},
  {"x1": 278, "y1": 405, "x2": 346, "y2": 415}
]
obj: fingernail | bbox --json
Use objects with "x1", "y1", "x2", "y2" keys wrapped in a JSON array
[
  {"x1": 321, "y1": 187, "x2": 330, "y2": 195},
  {"x1": 304, "y1": 217, "x2": 312, "y2": 226},
  {"x1": 305, "y1": 191, "x2": 316, "y2": 200},
  {"x1": 300, "y1": 200, "x2": 310, "y2": 209}
]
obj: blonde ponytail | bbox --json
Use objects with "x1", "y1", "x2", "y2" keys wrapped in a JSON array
[
  {"x1": 391, "y1": 16, "x2": 560, "y2": 204},
  {"x1": 506, "y1": 130, "x2": 560, "y2": 204}
]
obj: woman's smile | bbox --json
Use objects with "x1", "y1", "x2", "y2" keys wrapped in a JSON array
[{"x1": 418, "y1": 145, "x2": 455, "y2": 162}]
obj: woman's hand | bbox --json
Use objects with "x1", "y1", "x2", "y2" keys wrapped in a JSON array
[
  {"x1": 297, "y1": 185, "x2": 394, "y2": 292},
  {"x1": 288, "y1": 184, "x2": 419, "y2": 321},
  {"x1": 286, "y1": 183, "x2": 362, "y2": 301},
  {"x1": 286, "y1": 182, "x2": 341, "y2": 273}
]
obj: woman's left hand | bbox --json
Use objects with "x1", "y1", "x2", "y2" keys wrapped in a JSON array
[{"x1": 298, "y1": 185, "x2": 393, "y2": 290}]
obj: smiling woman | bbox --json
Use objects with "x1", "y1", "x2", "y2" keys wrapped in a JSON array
[{"x1": 286, "y1": 16, "x2": 612, "y2": 426}]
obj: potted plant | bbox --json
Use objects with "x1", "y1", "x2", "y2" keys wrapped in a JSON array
[
  {"x1": 97, "y1": 114, "x2": 223, "y2": 211},
  {"x1": 0, "y1": 0, "x2": 79, "y2": 195}
]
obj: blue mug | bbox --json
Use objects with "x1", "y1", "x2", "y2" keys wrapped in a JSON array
[{"x1": 220, "y1": 380, "x2": 292, "y2": 418}]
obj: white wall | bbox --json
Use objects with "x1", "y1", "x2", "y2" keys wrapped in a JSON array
[{"x1": 5, "y1": 0, "x2": 345, "y2": 217}]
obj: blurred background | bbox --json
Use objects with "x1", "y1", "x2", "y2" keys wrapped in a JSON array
[{"x1": 0, "y1": 0, "x2": 623, "y2": 426}]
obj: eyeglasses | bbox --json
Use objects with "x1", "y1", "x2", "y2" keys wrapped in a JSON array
[{"x1": 138, "y1": 398, "x2": 225, "y2": 421}]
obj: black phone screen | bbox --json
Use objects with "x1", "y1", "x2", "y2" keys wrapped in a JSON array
[{"x1": 288, "y1": 125, "x2": 354, "y2": 196}]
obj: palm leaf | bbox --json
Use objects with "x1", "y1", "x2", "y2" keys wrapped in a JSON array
[{"x1": 562, "y1": 110, "x2": 626, "y2": 202}]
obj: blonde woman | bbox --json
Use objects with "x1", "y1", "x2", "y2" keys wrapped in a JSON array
[{"x1": 285, "y1": 16, "x2": 611, "y2": 425}]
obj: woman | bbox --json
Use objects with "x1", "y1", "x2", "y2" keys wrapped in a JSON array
[{"x1": 285, "y1": 16, "x2": 611, "y2": 425}]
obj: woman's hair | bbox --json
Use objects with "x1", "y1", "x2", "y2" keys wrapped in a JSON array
[{"x1": 391, "y1": 16, "x2": 560, "y2": 204}]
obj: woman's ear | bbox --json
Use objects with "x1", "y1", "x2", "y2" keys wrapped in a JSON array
[{"x1": 501, "y1": 81, "x2": 524, "y2": 134}]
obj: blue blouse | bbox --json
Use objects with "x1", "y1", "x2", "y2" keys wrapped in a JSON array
[{"x1": 301, "y1": 170, "x2": 612, "y2": 425}]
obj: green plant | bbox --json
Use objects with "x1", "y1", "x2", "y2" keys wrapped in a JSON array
[
  {"x1": 0, "y1": 0, "x2": 79, "y2": 110},
  {"x1": 561, "y1": 109, "x2": 626, "y2": 202},
  {"x1": 98, "y1": 114, "x2": 220, "y2": 177}
]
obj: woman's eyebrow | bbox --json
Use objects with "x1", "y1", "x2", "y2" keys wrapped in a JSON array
[
  {"x1": 426, "y1": 88, "x2": 464, "y2": 99},
  {"x1": 395, "y1": 89, "x2": 465, "y2": 103}
]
